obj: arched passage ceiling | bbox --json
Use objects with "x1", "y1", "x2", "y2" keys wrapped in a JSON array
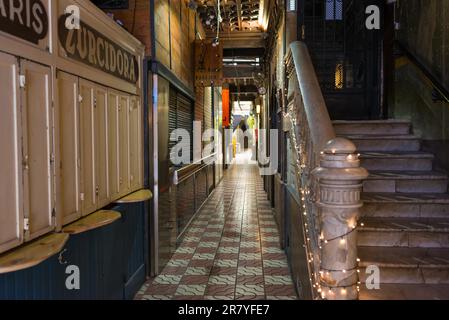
[
  {"x1": 195, "y1": 0, "x2": 272, "y2": 49},
  {"x1": 193, "y1": 0, "x2": 279, "y2": 95}
]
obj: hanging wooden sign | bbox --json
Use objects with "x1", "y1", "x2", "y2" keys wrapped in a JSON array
[
  {"x1": 0, "y1": 0, "x2": 49, "y2": 47},
  {"x1": 195, "y1": 40, "x2": 223, "y2": 87},
  {"x1": 58, "y1": 14, "x2": 139, "y2": 84}
]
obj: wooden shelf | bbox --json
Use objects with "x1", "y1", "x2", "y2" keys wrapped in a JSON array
[
  {"x1": 0, "y1": 233, "x2": 69, "y2": 274},
  {"x1": 114, "y1": 189, "x2": 153, "y2": 204},
  {"x1": 62, "y1": 210, "x2": 122, "y2": 235}
]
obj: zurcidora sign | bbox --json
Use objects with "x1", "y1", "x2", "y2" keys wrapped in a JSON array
[
  {"x1": 58, "y1": 14, "x2": 139, "y2": 85},
  {"x1": 0, "y1": 0, "x2": 49, "y2": 46}
]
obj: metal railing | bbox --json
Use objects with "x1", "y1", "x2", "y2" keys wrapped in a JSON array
[
  {"x1": 170, "y1": 154, "x2": 217, "y2": 242},
  {"x1": 285, "y1": 41, "x2": 368, "y2": 300},
  {"x1": 396, "y1": 41, "x2": 449, "y2": 104}
]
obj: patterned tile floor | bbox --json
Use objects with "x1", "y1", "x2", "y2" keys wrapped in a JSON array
[{"x1": 135, "y1": 155, "x2": 298, "y2": 300}]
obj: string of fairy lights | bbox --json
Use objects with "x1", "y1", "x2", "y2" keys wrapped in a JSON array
[
  {"x1": 284, "y1": 66, "x2": 364, "y2": 299},
  {"x1": 200, "y1": 0, "x2": 365, "y2": 300}
]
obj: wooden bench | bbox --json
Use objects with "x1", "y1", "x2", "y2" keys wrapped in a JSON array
[
  {"x1": 62, "y1": 210, "x2": 122, "y2": 235},
  {"x1": 0, "y1": 233, "x2": 69, "y2": 274},
  {"x1": 114, "y1": 189, "x2": 153, "y2": 204}
]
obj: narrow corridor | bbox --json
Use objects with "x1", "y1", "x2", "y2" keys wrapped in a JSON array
[{"x1": 135, "y1": 160, "x2": 298, "y2": 300}]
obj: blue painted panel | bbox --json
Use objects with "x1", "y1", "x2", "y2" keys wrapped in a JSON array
[
  {"x1": 60, "y1": 220, "x2": 123, "y2": 300},
  {"x1": 0, "y1": 202, "x2": 148, "y2": 300},
  {"x1": 111, "y1": 202, "x2": 146, "y2": 300},
  {"x1": 0, "y1": 255, "x2": 61, "y2": 300}
]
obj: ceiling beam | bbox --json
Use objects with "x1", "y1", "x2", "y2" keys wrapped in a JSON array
[
  {"x1": 236, "y1": 0, "x2": 243, "y2": 30},
  {"x1": 223, "y1": 47, "x2": 265, "y2": 57},
  {"x1": 206, "y1": 31, "x2": 267, "y2": 48}
]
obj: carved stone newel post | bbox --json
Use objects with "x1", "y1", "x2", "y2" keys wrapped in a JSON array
[{"x1": 313, "y1": 138, "x2": 368, "y2": 300}]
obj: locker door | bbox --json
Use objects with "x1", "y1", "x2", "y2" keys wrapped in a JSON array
[
  {"x1": 20, "y1": 60, "x2": 54, "y2": 240},
  {"x1": 137, "y1": 99, "x2": 143, "y2": 189},
  {"x1": 129, "y1": 96, "x2": 142, "y2": 191},
  {"x1": 79, "y1": 80, "x2": 96, "y2": 216},
  {"x1": 108, "y1": 90, "x2": 120, "y2": 201},
  {"x1": 119, "y1": 95, "x2": 130, "y2": 196},
  {"x1": 0, "y1": 52, "x2": 23, "y2": 253},
  {"x1": 95, "y1": 86, "x2": 109, "y2": 207},
  {"x1": 58, "y1": 72, "x2": 81, "y2": 225}
]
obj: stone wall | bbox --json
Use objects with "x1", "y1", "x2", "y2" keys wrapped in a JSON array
[
  {"x1": 397, "y1": 0, "x2": 449, "y2": 91},
  {"x1": 391, "y1": 0, "x2": 449, "y2": 171}
]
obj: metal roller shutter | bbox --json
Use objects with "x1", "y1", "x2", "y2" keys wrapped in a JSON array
[
  {"x1": 204, "y1": 87, "x2": 213, "y2": 133},
  {"x1": 168, "y1": 86, "x2": 178, "y2": 164},
  {"x1": 168, "y1": 86, "x2": 194, "y2": 167},
  {"x1": 177, "y1": 92, "x2": 193, "y2": 135},
  {"x1": 177, "y1": 92, "x2": 193, "y2": 163}
]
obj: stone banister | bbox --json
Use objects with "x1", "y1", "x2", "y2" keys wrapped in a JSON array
[
  {"x1": 285, "y1": 41, "x2": 368, "y2": 300},
  {"x1": 289, "y1": 41, "x2": 336, "y2": 158}
]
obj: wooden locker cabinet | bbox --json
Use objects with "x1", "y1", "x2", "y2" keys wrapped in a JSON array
[
  {"x1": 94, "y1": 86, "x2": 110, "y2": 208},
  {"x1": 108, "y1": 90, "x2": 121, "y2": 202},
  {"x1": 129, "y1": 96, "x2": 143, "y2": 191},
  {"x1": 0, "y1": 52, "x2": 23, "y2": 254},
  {"x1": 119, "y1": 95, "x2": 131, "y2": 197},
  {"x1": 20, "y1": 60, "x2": 55, "y2": 241},
  {"x1": 79, "y1": 80, "x2": 112, "y2": 216},
  {"x1": 79, "y1": 80, "x2": 97, "y2": 216},
  {"x1": 58, "y1": 72, "x2": 82, "y2": 225},
  {"x1": 0, "y1": 1, "x2": 145, "y2": 255}
]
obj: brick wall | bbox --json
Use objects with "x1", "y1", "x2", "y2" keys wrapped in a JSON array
[{"x1": 103, "y1": 0, "x2": 152, "y2": 56}]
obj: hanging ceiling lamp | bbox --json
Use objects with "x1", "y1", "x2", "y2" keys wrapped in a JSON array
[{"x1": 212, "y1": 0, "x2": 222, "y2": 47}]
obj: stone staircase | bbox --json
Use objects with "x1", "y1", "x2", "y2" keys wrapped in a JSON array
[{"x1": 334, "y1": 120, "x2": 449, "y2": 300}]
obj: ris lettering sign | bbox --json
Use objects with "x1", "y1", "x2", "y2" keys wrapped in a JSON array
[
  {"x1": 58, "y1": 14, "x2": 139, "y2": 85},
  {"x1": 0, "y1": 0, "x2": 49, "y2": 47}
]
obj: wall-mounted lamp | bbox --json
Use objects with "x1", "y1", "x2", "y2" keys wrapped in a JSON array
[
  {"x1": 212, "y1": 37, "x2": 220, "y2": 47},
  {"x1": 256, "y1": 105, "x2": 261, "y2": 114}
]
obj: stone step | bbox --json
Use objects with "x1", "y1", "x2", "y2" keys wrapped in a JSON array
[
  {"x1": 358, "y1": 246, "x2": 449, "y2": 284},
  {"x1": 334, "y1": 120, "x2": 411, "y2": 136},
  {"x1": 362, "y1": 192, "x2": 449, "y2": 218},
  {"x1": 345, "y1": 134, "x2": 421, "y2": 152},
  {"x1": 359, "y1": 283, "x2": 449, "y2": 300},
  {"x1": 358, "y1": 217, "x2": 449, "y2": 248},
  {"x1": 364, "y1": 171, "x2": 448, "y2": 193},
  {"x1": 360, "y1": 152, "x2": 434, "y2": 172}
]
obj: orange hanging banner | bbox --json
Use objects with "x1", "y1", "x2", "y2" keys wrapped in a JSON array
[{"x1": 222, "y1": 88, "x2": 230, "y2": 127}]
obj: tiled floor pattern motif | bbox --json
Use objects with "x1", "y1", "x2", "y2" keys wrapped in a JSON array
[{"x1": 135, "y1": 162, "x2": 298, "y2": 300}]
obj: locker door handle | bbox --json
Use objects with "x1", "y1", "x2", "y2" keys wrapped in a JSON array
[{"x1": 22, "y1": 155, "x2": 29, "y2": 170}]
